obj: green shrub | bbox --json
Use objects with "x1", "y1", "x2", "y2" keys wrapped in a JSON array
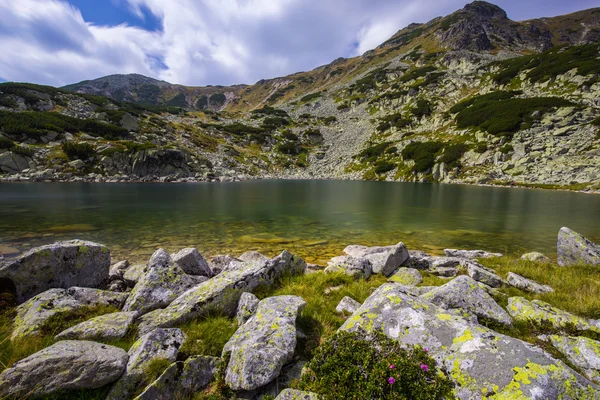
[
  {"x1": 322, "y1": 116, "x2": 337, "y2": 124},
  {"x1": 399, "y1": 66, "x2": 436, "y2": 82},
  {"x1": 122, "y1": 141, "x2": 156, "y2": 153},
  {"x1": 299, "y1": 330, "x2": 453, "y2": 400},
  {"x1": 377, "y1": 113, "x2": 411, "y2": 132},
  {"x1": 475, "y1": 143, "x2": 488, "y2": 153},
  {"x1": 450, "y1": 91, "x2": 520, "y2": 114},
  {"x1": 277, "y1": 141, "x2": 300, "y2": 155},
  {"x1": 261, "y1": 117, "x2": 290, "y2": 130},
  {"x1": 0, "y1": 136, "x2": 15, "y2": 149},
  {"x1": 337, "y1": 103, "x2": 349, "y2": 111},
  {"x1": 500, "y1": 144, "x2": 514, "y2": 154},
  {"x1": 196, "y1": 95, "x2": 209, "y2": 109},
  {"x1": 401, "y1": 141, "x2": 444, "y2": 173},
  {"x1": 440, "y1": 143, "x2": 468, "y2": 168},
  {"x1": 281, "y1": 130, "x2": 299, "y2": 141},
  {"x1": 0, "y1": 97, "x2": 17, "y2": 108},
  {"x1": 62, "y1": 142, "x2": 95, "y2": 160},
  {"x1": 357, "y1": 142, "x2": 393, "y2": 162},
  {"x1": 166, "y1": 93, "x2": 187, "y2": 108},
  {"x1": 10, "y1": 145, "x2": 34, "y2": 157},
  {"x1": 251, "y1": 106, "x2": 289, "y2": 118},
  {"x1": 591, "y1": 116, "x2": 600, "y2": 127},
  {"x1": 353, "y1": 63, "x2": 391, "y2": 93},
  {"x1": 300, "y1": 92, "x2": 322, "y2": 102},
  {"x1": 411, "y1": 99, "x2": 432, "y2": 119},
  {"x1": 374, "y1": 160, "x2": 396, "y2": 174},
  {"x1": 209, "y1": 93, "x2": 227, "y2": 106}
]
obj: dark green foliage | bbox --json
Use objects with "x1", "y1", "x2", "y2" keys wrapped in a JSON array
[
  {"x1": 337, "y1": 103, "x2": 349, "y2": 110},
  {"x1": 277, "y1": 141, "x2": 300, "y2": 155},
  {"x1": 500, "y1": 144, "x2": 514, "y2": 154},
  {"x1": 591, "y1": 116, "x2": 600, "y2": 127},
  {"x1": 440, "y1": 143, "x2": 468, "y2": 167},
  {"x1": 281, "y1": 130, "x2": 298, "y2": 141},
  {"x1": 399, "y1": 66, "x2": 436, "y2": 82},
  {"x1": 357, "y1": 142, "x2": 393, "y2": 162},
  {"x1": 196, "y1": 95, "x2": 208, "y2": 109},
  {"x1": 299, "y1": 330, "x2": 453, "y2": 400},
  {"x1": 300, "y1": 92, "x2": 322, "y2": 102},
  {"x1": 166, "y1": 93, "x2": 187, "y2": 108},
  {"x1": 0, "y1": 97, "x2": 17, "y2": 108},
  {"x1": 450, "y1": 91, "x2": 520, "y2": 114},
  {"x1": 411, "y1": 99, "x2": 432, "y2": 119},
  {"x1": 0, "y1": 83, "x2": 62, "y2": 103},
  {"x1": 492, "y1": 44, "x2": 600, "y2": 85},
  {"x1": 401, "y1": 141, "x2": 444, "y2": 173},
  {"x1": 322, "y1": 116, "x2": 337, "y2": 124},
  {"x1": 0, "y1": 136, "x2": 15, "y2": 149},
  {"x1": 136, "y1": 84, "x2": 161, "y2": 101},
  {"x1": 385, "y1": 146, "x2": 398, "y2": 154},
  {"x1": 251, "y1": 106, "x2": 289, "y2": 118},
  {"x1": 475, "y1": 143, "x2": 488, "y2": 153},
  {"x1": 374, "y1": 160, "x2": 396, "y2": 174},
  {"x1": 10, "y1": 145, "x2": 34, "y2": 157},
  {"x1": 354, "y1": 63, "x2": 391, "y2": 93},
  {"x1": 377, "y1": 89, "x2": 408, "y2": 102},
  {"x1": 377, "y1": 113, "x2": 411, "y2": 132},
  {"x1": 222, "y1": 123, "x2": 265, "y2": 136},
  {"x1": 454, "y1": 95, "x2": 573, "y2": 136},
  {"x1": 95, "y1": 109, "x2": 125, "y2": 125},
  {"x1": 268, "y1": 85, "x2": 295, "y2": 102},
  {"x1": 411, "y1": 72, "x2": 446, "y2": 89},
  {"x1": 209, "y1": 93, "x2": 227, "y2": 106},
  {"x1": 62, "y1": 142, "x2": 95, "y2": 160},
  {"x1": 299, "y1": 113, "x2": 312, "y2": 119},
  {"x1": 261, "y1": 117, "x2": 290, "y2": 130},
  {"x1": 121, "y1": 141, "x2": 157, "y2": 153}
]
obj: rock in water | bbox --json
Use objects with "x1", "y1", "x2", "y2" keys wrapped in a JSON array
[
  {"x1": 0, "y1": 240, "x2": 110, "y2": 303},
  {"x1": 275, "y1": 389, "x2": 320, "y2": 400},
  {"x1": 507, "y1": 272, "x2": 554, "y2": 294},
  {"x1": 171, "y1": 247, "x2": 212, "y2": 277},
  {"x1": 134, "y1": 356, "x2": 218, "y2": 400},
  {"x1": 422, "y1": 275, "x2": 512, "y2": 325},
  {"x1": 55, "y1": 311, "x2": 138, "y2": 341},
  {"x1": 444, "y1": 249, "x2": 502, "y2": 259},
  {"x1": 343, "y1": 242, "x2": 409, "y2": 276},
  {"x1": 236, "y1": 292, "x2": 260, "y2": 325},
  {"x1": 548, "y1": 335, "x2": 600, "y2": 383},
  {"x1": 340, "y1": 283, "x2": 598, "y2": 398},
  {"x1": 0, "y1": 341, "x2": 128, "y2": 399},
  {"x1": 223, "y1": 295, "x2": 306, "y2": 391},
  {"x1": 336, "y1": 296, "x2": 361, "y2": 314},
  {"x1": 136, "y1": 250, "x2": 306, "y2": 336},
  {"x1": 107, "y1": 328, "x2": 185, "y2": 400},
  {"x1": 324, "y1": 255, "x2": 372, "y2": 279},
  {"x1": 388, "y1": 268, "x2": 422, "y2": 285},
  {"x1": 557, "y1": 227, "x2": 600, "y2": 267}
]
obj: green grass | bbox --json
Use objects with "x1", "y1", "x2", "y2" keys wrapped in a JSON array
[{"x1": 180, "y1": 316, "x2": 238, "y2": 358}]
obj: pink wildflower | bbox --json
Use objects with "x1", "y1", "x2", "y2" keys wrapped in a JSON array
[
  {"x1": 423, "y1": 347, "x2": 428, "y2": 352},
  {"x1": 389, "y1": 364, "x2": 395, "y2": 369},
  {"x1": 420, "y1": 364, "x2": 429, "y2": 372},
  {"x1": 388, "y1": 377, "x2": 395, "y2": 385}
]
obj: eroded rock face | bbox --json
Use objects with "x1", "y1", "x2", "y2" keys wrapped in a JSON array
[
  {"x1": 136, "y1": 250, "x2": 306, "y2": 336},
  {"x1": 548, "y1": 335, "x2": 600, "y2": 383},
  {"x1": 557, "y1": 227, "x2": 600, "y2": 267},
  {"x1": 107, "y1": 328, "x2": 185, "y2": 400},
  {"x1": 324, "y1": 255, "x2": 372, "y2": 279},
  {"x1": 0, "y1": 340, "x2": 128, "y2": 399},
  {"x1": 0, "y1": 240, "x2": 110, "y2": 303},
  {"x1": 444, "y1": 249, "x2": 502, "y2": 259},
  {"x1": 343, "y1": 242, "x2": 409, "y2": 276},
  {"x1": 340, "y1": 283, "x2": 597, "y2": 399},
  {"x1": 55, "y1": 311, "x2": 138, "y2": 341},
  {"x1": 236, "y1": 292, "x2": 260, "y2": 325},
  {"x1": 388, "y1": 268, "x2": 422, "y2": 286},
  {"x1": 507, "y1": 272, "x2": 554, "y2": 294},
  {"x1": 223, "y1": 295, "x2": 306, "y2": 391},
  {"x1": 171, "y1": 247, "x2": 212, "y2": 277},
  {"x1": 275, "y1": 389, "x2": 320, "y2": 400}
]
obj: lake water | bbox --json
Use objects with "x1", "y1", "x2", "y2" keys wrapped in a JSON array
[{"x1": 0, "y1": 180, "x2": 599, "y2": 265}]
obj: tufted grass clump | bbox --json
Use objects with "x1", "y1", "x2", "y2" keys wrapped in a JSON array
[
  {"x1": 298, "y1": 330, "x2": 453, "y2": 400},
  {"x1": 180, "y1": 316, "x2": 238, "y2": 358}
]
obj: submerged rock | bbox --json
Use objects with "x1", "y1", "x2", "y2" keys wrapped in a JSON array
[
  {"x1": 0, "y1": 340, "x2": 128, "y2": 399},
  {"x1": 171, "y1": 247, "x2": 212, "y2": 277},
  {"x1": 388, "y1": 268, "x2": 422, "y2": 285},
  {"x1": 236, "y1": 292, "x2": 260, "y2": 325},
  {"x1": 557, "y1": 227, "x2": 600, "y2": 267},
  {"x1": 335, "y1": 296, "x2": 361, "y2": 314},
  {"x1": 548, "y1": 335, "x2": 600, "y2": 383},
  {"x1": 275, "y1": 389, "x2": 320, "y2": 400},
  {"x1": 343, "y1": 242, "x2": 409, "y2": 276},
  {"x1": 324, "y1": 255, "x2": 372, "y2": 279},
  {"x1": 340, "y1": 283, "x2": 597, "y2": 399},
  {"x1": 507, "y1": 272, "x2": 554, "y2": 294},
  {"x1": 521, "y1": 252, "x2": 552, "y2": 264},
  {"x1": 223, "y1": 295, "x2": 306, "y2": 391},
  {"x1": 444, "y1": 249, "x2": 502, "y2": 259},
  {"x1": 55, "y1": 311, "x2": 138, "y2": 341},
  {"x1": 0, "y1": 240, "x2": 110, "y2": 303}
]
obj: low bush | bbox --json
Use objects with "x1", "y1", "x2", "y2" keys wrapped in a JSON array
[
  {"x1": 401, "y1": 141, "x2": 444, "y2": 173},
  {"x1": 61, "y1": 142, "x2": 95, "y2": 160},
  {"x1": 399, "y1": 66, "x2": 436, "y2": 82},
  {"x1": 475, "y1": 143, "x2": 488, "y2": 153},
  {"x1": 299, "y1": 330, "x2": 453, "y2": 400},
  {"x1": 411, "y1": 99, "x2": 432, "y2": 119},
  {"x1": 440, "y1": 143, "x2": 468, "y2": 168},
  {"x1": 353, "y1": 64, "x2": 391, "y2": 93},
  {"x1": 277, "y1": 141, "x2": 300, "y2": 155},
  {"x1": 281, "y1": 130, "x2": 299, "y2": 141},
  {"x1": 0, "y1": 136, "x2": 15, "y2": 149},
  {"x1": 261, "y1": 117, "x2": 290, "y2": 130},
  {"x1": 10, "y1": 145, "x2": 34, "y2": 157},
  {"x1": 251, "y1": 106, "x2": 289, "y2": 118},
  {"x1": 499, "y1": 144, "x2": 514, "y2": 154},
  {"x1": 374, "y1": 160, "x2": 396, "y2": 174},
  {"x1": 357, "y1": 142, "x2": 393, "y2": 162},
  {"x1": 300, "y1": 92, "x2": 322, "y2": 102}
]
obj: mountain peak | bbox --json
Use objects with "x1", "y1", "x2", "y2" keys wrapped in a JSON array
[{"x1": 462, "y1": 1, "x2": 508, "y2": 19}]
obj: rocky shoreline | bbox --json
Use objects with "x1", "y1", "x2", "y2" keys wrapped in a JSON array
[{"x1": 0, "y1": 227, "x2": 600, "y2": 399}]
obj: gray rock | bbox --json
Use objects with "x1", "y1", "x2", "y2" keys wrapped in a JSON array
[
  {"x1": 134, "y1": 356, "x2": 218, "y2": 400},
  {"x1": 340, "y1": 283, "x2": 598, "y2": 398},
  {"x1": 430, "y1": 256, "x2": 462, "y2": 269},
  {"x1": 109, "y1": 260, "x2": 130, "y2": 281},
  {"x1": 521, "y1": 252, "x2": 552, "y2": 264},
  {"x1": 405, "y1": 250, "x2": 432, "y2": 269},
  {"x1": 223, "y1": 295, "x2": 306, "y2": 391},
  {"x1": 236, "y1": 292, "x2": 260, "y2": 325},
  {"x1": 549, "y1": 335, "x2": 600, "y2": 383},
  {"x1": 465, "y1": 261, "x2": 504, "y2": 288},
  {"x1": 209, "y1": 254, "x2": 244, "y2": 275},
  {"x1": 239, "y1": 251, "x2": 271, "y2": 266},
  {"x1": 335, "y1": 296, "x2": 361, "y2": 314},
  {"x1": 107, "y1": 328, "x2": 185, "y2": 400},
  {"x1": 557, "y1": 227, "x2": 600, "y2": 267},
  {"x1": 344, "y1": 242, "x2": 409, "y2": 276},
  {"x1": 137, "y1": 250, "x2": 306, "y2": 336},
  {"x1": 422, "y1": 275, "x2": 512, "y2": 325},
  {"x1": 276, "y1": 389, "x2": 320, "y2": 400},
  {"x1": 507, "y1": 272, "x2": 554, "y2": 294},
  {"x1": 388, "y1": 268, "x2": 422, "y2": 286},
  {"x1": 0, "y1": 240, "x2": 110, "y2": 303},
  {"x1": 444, "y1": 249, "x2": 502, "y2": 259},
  {"x1": 430, "y1": 266, "x2": 459, "y2": 277},
  {"x1": 123, "y1": 264, "x2": 146, "y2": 286},
  {"x1": 324, "y1": 255, "x2": 372, "y2": 279},
  {"x1": 55, "y1": 311, "x2": 138, "y2": 341},
  {"x1": 0, "y1": 340, "x2": 128, "y2": 399},
  {"x1": 123, "y1": 249, "x2": 205, "y2": 315},
  {"x1": 11, "y1": 287, "x2": 128, "y2": 340},
  {"x1": 171, "y1": 247, "x2": 212, "y2": 277}
]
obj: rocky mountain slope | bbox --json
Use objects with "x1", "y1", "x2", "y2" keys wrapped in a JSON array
[{"x1": 1, "y1": 1, "x2": 599, "y2": 189}]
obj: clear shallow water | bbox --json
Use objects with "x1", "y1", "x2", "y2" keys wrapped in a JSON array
[{"x1": 0, "y1": 181, "x2": 599, "y2": 265}]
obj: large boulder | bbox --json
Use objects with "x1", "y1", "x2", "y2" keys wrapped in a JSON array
[
  {"x1": 55, "y1": 311, "x2": 138, "y2": 341},
  {"x1": 0, "y1": 341, "x2": 128, "y2": 399},
  {"x1": 223, "y1": 295, "x2": 306, "y2": 391},
  {"x1": 134, "y1": 356, "x2": 218, "y2": 400},
  {"x1": 388, "y1": 268, "x2": 422, "y2": 286},
  {"x1": 421, "y1": 275, "x2": 512, "y2": 325},
  {"x1": 0, "y1": 240, "x2": 110, "y2": 303},
  {"x1": 465, "y1": 261, "x2": 504, "y2": 288},
  {"x1": 340, "y1": 283, "x2": 597, "y2": 399},
  {"x1": 548, "y1": 335, "x2": 600, "y2": 383},
  {"x1": 236, "y1": 292, "x2": 260, "y2": 325},
  {"x1": 137, "y1": 250, "x2": 306, "y2": 336},
  {"x1": 557, "y1": 227, "x2": 600, "y2": 267},
  {"x1": 171, "y1": 247, "x2": 212, "y2": 277},
  {"x1": 444, "y1": 249, "x2": 502, "y2": 259},
  {"x1": 507, "y1": 272, "x2": 554, "y2": 294},
  {"x1": 123, "y1": 249, "x2": 206, "y2": 315},
  {"x1": 324, "y1": 255, "x2": 372, "y2": 279},
  {"x1": 11, "y1": 287, "x2": 128, "y2": 340},
  {"x1": 276, "y1": 389, "x2": 320, "y2": 400},
  {"x1": 209, "y1": 255, "x2": 244, "y2": 275},
  {"x1": 343, "y1": 242, "x2": 409, "y2": 276},
  {"x1": 336, "y1": 296, "x2": 361, "y2": 314},
  {"x1": 107, "y1": 328, "x2": 185, "y2": 400}
]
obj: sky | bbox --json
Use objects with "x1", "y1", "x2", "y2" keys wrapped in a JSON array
[{"x1": 0, "y1": 0, "x2": 597, "y2": 87}]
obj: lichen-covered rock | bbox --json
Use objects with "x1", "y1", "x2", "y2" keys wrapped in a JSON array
[
  {"x1": 171, "y1": 247, "x2": 212, "y2": 277},
  {"x1": 107, "y1": 328, "x2": 185, "y2": 400},
  {"x1": 521, "y1": 252, "x2": 552, "y2": 264},
  {"x1": 0, "y1": 340, "x2": 128, "y2": 399},
  {"x1": 444, "y1": 249, "x2": 502, "y2": 259},
  {"x1": 123, "y1": 264, "x2": 145, "y2": 287},
  {"x1": 324, "y1": 255, "x2": 372, "y2": 279},
  {"x1": 557, "y1": 227, "x2": 600, "y2": 267},
  {"x1": 0, "y1": 240, "x2": 111, "y2": 303},
  {"x1": 55, "y1": 311, "x2": 138, "y2": 341},
  {"x1": 223, "y1": 295, "x2": 306, "y2": 391},
  {"x1": 422, "y1": 275, "x2": 512, "y2": 325},
  {"x1": 404, "y1": 250, "x2": 432, "y2": 270},
  {"x1": 137, "y1": 250, "x2": 306, "y2": 336},
  {"x1": 430, "y1": 266, "x2": 459, "y2": 277},
  {"x1": 430, "y1": 256, "x2": 462, "y2": 269},
  {"x1": 507, "y1": 272, "x2": 554, "y2": 294},
  {"x1": 134, "y1": 356, "x2": 218, "y2": 400},
  {"x1": 109, "y1": 260, "x2": 129, "y2": 281},
  {"x1": 239, "y1": 251, "x2": 271, "y2": 266},
  {"x1": 276, "y1": 389, "x2": 320, "y2": 400},
  {"x1": 388, "y1": 268, "x2": 422, "y2": 286},
  {"x1": 508, "y1": 297, "x2": 600, "y2": 334},
  {"x1": 11, "y1": 287, "x2": 128, "y2": 340},
  {"x1": 209, "y1": 254, "x2": 244, "y2": 275},
  {"x1": 335, "y1": 296, "x2": 361, "y2": 314},
  {"x1": 548, "y1": 335, "x2": 600, "y2": 383},
  {"x1": 343, "y1": 242, "x2": 409, "y2": 276},
  {"x1": 340, "y1": 283, "x2": 597, "y2": 399},
  {"x1": 465, "y1": 261, "x2": 504, "y2": 288},
  {"x1": 123, "y1": 249, "x2": 206, "y2": 315},
  {"x1": 236, "y1": 292, "x2": 260, "y2": 325}
]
